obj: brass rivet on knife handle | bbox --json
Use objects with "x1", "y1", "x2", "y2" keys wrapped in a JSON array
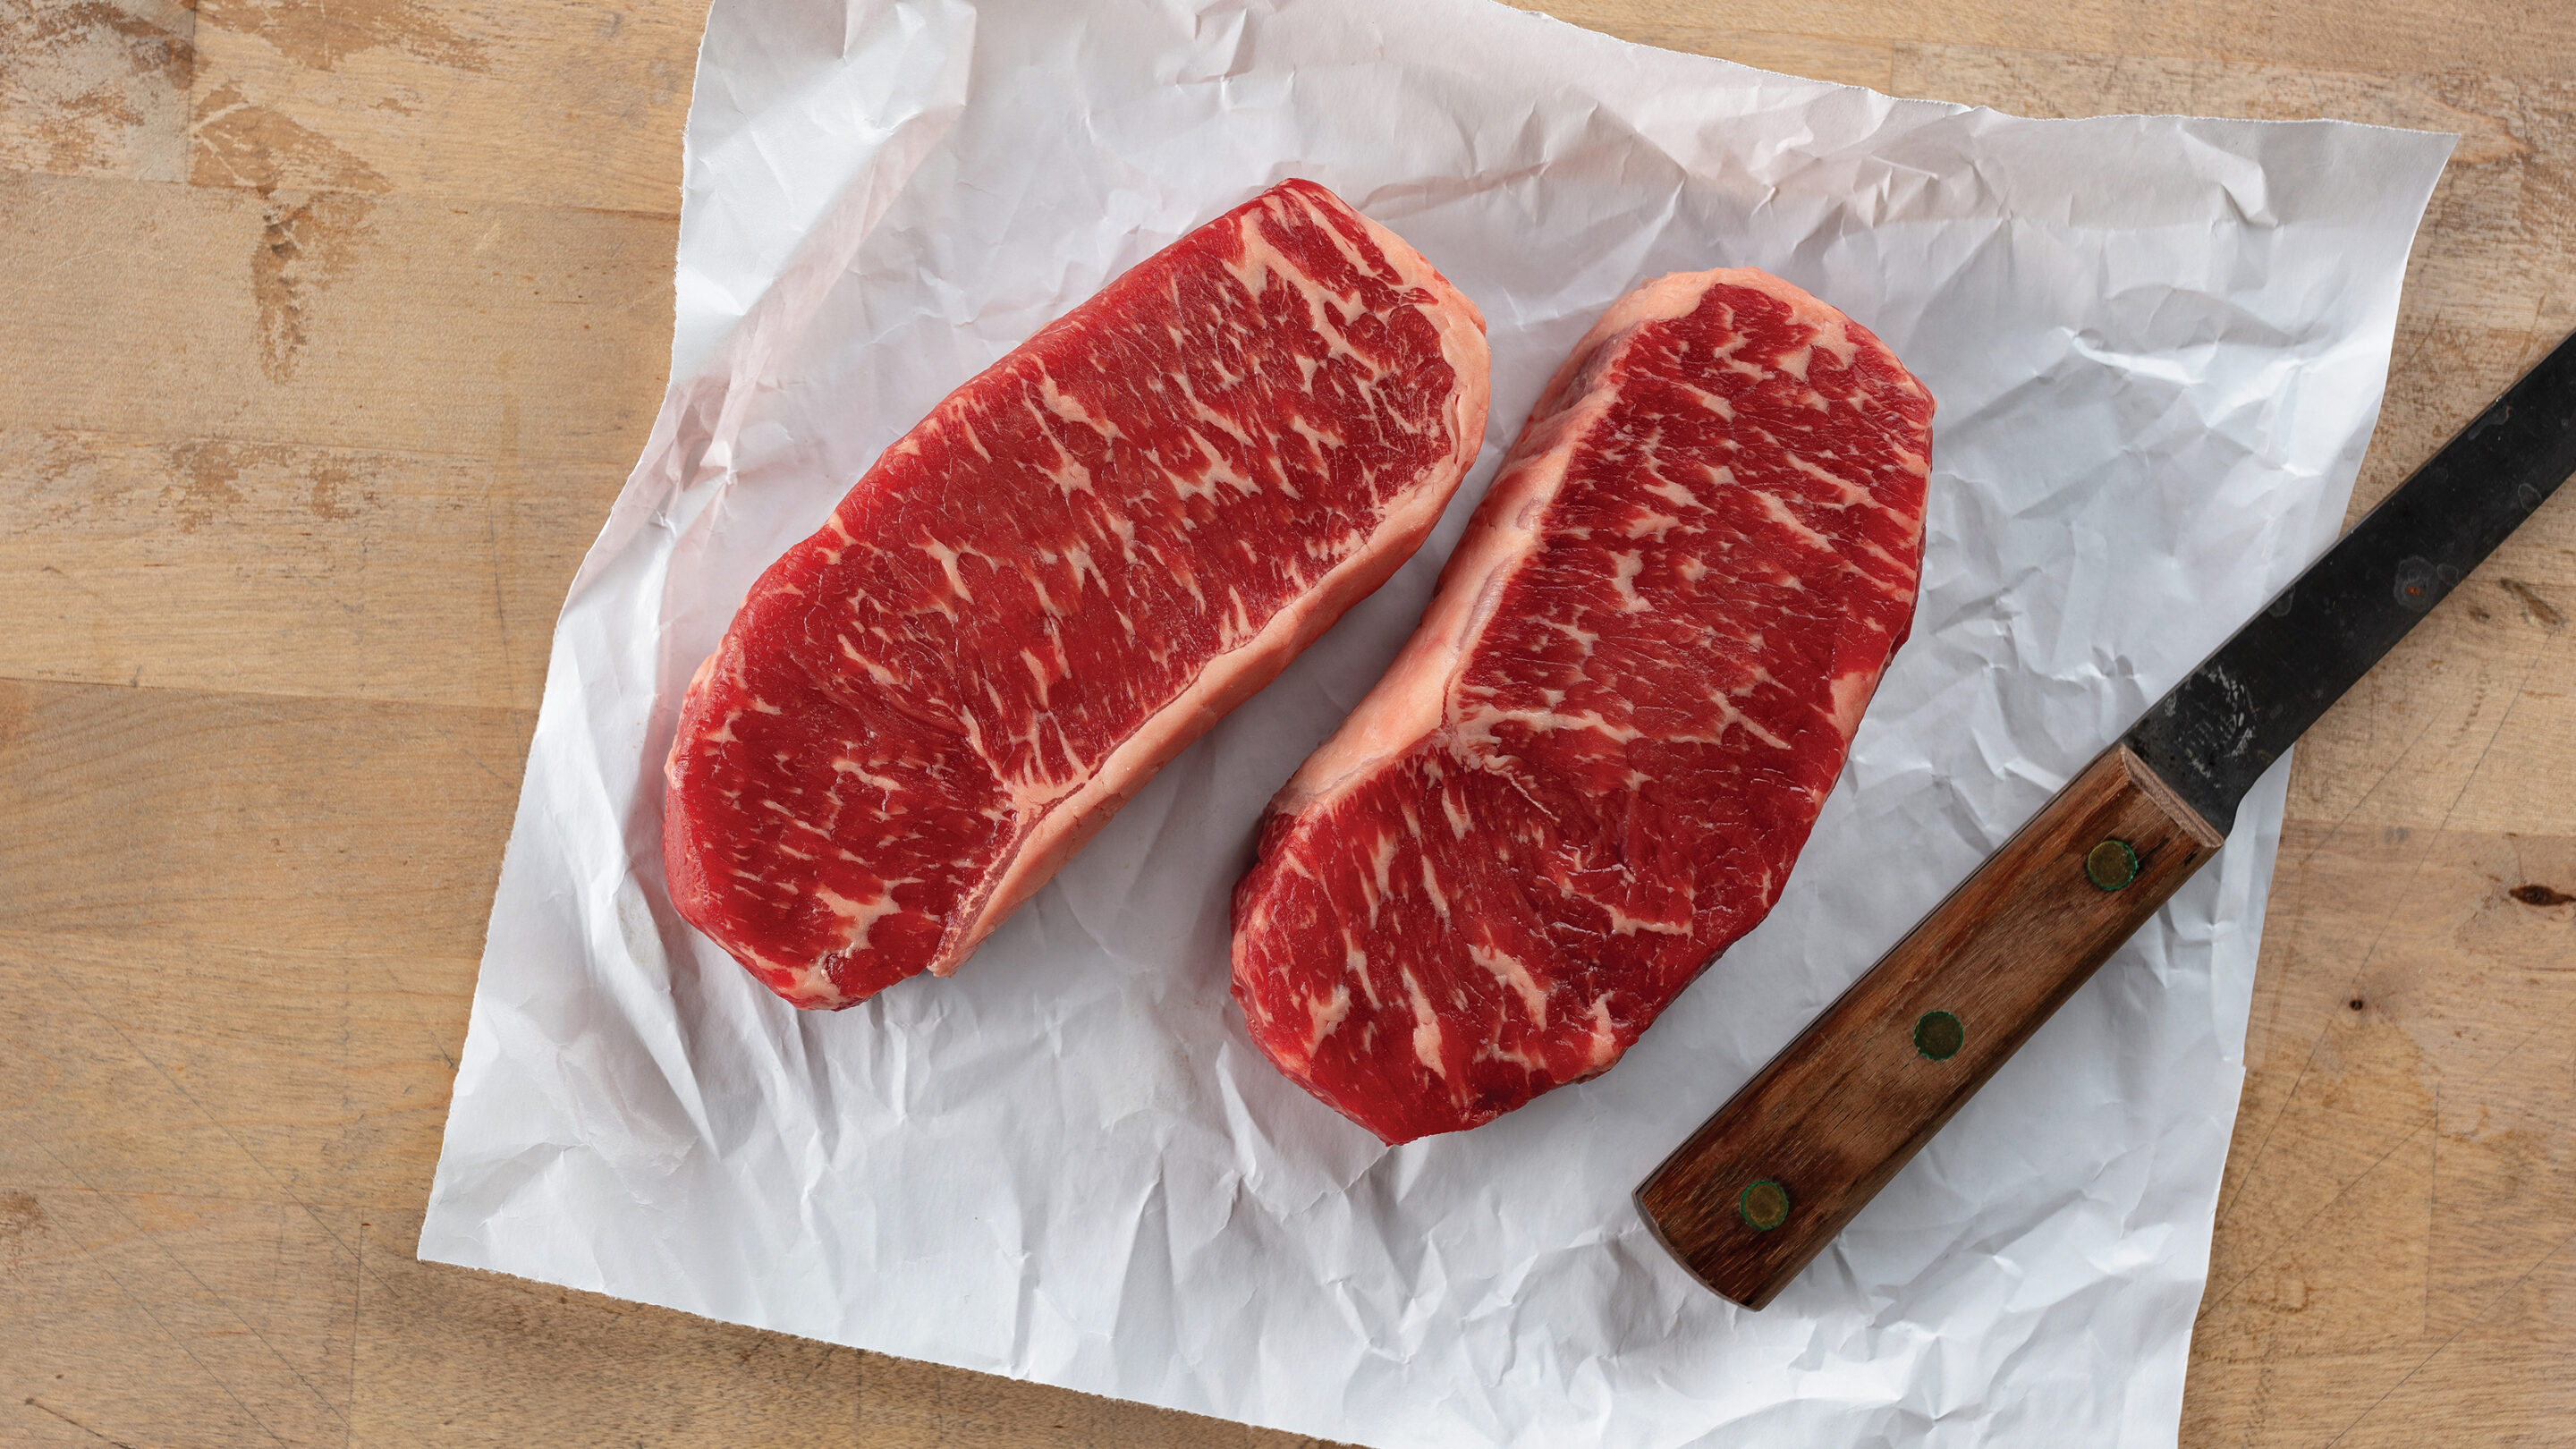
[
  {"x1": 2085, "y1": 838, "x2": 2140, "y2": 891},
  {"x1": 1632, "y1": 744, "x2": 2225, "y2": 1309},
  {"x1": 1737, "y1": 1180, "x2": 1792, "y2": 1232},
  {"x1": 1913, "y1": 1010, "x2": 1965, "y2": 1061}
]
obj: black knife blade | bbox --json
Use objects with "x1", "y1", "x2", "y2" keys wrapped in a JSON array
[{"x1": 2127, "y1": 326, "x2": 2576, "y2": 835}]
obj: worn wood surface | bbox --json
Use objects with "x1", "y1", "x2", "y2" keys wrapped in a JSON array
[{"x1": 1, "y1": 1, "x2": 2568, "y2": 1445}]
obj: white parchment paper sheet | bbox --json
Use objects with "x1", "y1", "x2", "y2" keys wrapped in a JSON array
[{"x1": 419, "y1": 3, "x2": 2452, "y2": 1444}]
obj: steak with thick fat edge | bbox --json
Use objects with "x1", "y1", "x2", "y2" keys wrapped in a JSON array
[
  {"x1": 665, "y1": 180, "x2": 1490, "y2": 1008},
  {"x1": 1231, "y1": 268, "x2": 1933, "y2": 1142}
]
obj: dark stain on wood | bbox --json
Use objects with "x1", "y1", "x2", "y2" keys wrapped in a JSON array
[
  {"x1": 214, "y1": 0, "x2": 491, "y2": 72},
  {"x1": 0, "y1": 0, "x2": 196, "y2": 178},
  {"x1": 163, "y1": 441, "x2": 247, "y2": 530},
  {"x1": 250, "y1": 191, "x2": 378, "y2": 382},
  {"x1": 0, "y1": 1189, "x2": 48, "y2": 1258},
  {"x1": 192, "y1": 78, "x2": 391, "y2": 194},
  {"x1": 185, "y1": 78, "x2": 389, "y2": 381},
  {"x1": 2496, "y1": 578, "x2": 2565, "y2": 630},
  {"x1": 153, "y1": 440, "x2": 385, "y2": 528}
]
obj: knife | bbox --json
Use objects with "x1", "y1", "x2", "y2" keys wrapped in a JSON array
[{"x1": 1635, "y1": 324, "x2": 2576, "y2": 1309}]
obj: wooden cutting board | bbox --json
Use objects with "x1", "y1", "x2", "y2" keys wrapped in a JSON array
[{"x1": 2, "y1": 2, "x2": 2569, "y2": 1445}]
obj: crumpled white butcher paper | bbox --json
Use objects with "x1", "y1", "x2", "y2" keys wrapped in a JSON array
[{"x1": 419, "y1": 3, "x2": 2453, "y2": 1445}]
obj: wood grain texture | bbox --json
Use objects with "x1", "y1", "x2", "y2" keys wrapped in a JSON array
[
  {"x1": 1638, "y1": 746, "x2": 2226, "y2": 1308},
  {"x1": 0, "y1": 0, "x2": 2568, "y2": 1444}
]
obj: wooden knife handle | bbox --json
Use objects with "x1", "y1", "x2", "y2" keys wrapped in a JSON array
[{"x1": 1634, "y1": 743, "x2": 2227, "y2": 1309}]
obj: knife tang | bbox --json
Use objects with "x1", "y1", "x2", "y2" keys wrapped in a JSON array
[{"x1": 1634, "y1": 745, "x2": 2224, "y2": 1308}]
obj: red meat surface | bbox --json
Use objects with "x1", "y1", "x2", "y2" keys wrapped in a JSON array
[
  {"x1": 665, "y1": 180, "x2": 1489, "y2": 1008},
  {"x1": 1232, "y1": 269, "x2": 1934, "y2": 1141}
]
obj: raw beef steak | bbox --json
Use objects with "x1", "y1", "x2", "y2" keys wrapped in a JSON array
[
  {"x1": 1232, "y1": 269, "x2": 1933, "y2": 1141},
  {"x1": 666, "y1": 180, "x2": 1489, "y2": 1009}
]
